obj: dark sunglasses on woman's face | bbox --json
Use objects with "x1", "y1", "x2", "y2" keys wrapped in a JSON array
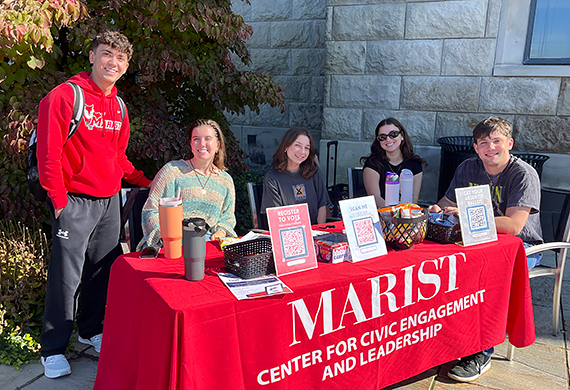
[{"x1": 377, "y1": 130, "x2": 401, "y2": 141}]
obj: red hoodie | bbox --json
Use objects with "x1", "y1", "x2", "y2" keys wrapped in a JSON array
[{"x1": 37, "y1": 72, "x2": 151, "y2": 209}]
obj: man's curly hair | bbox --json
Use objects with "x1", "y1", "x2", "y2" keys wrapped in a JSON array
[{"x1": 90, "y1": 31, "x2": 133, "y2": 60}]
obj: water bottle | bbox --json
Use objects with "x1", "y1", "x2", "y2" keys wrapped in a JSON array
[
  {"x1": 182, "y1": 218, "x2": 209, "y2": 281},
  {"x1": 400, "y1": 169, "x2": 414, "y2": 204},
  {"x1": 385, "y1": 172, "x2": 400, "y2": 206}
]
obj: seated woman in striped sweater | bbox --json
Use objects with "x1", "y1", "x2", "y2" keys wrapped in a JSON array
[{"x1": 138, "y1": 119, "x2": 236, "y2": 249}]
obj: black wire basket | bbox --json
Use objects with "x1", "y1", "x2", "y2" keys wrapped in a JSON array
[
  {"x1": 426, "y1": 221, "x2": 462, "y2": 244},
  {"x1": 224, "y1": 237, "x2": 275, "y2": 279},
  {"x1": 379, "y1": 211, "x2": 428, "y2": 250}
]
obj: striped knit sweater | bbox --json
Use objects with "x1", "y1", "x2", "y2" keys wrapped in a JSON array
[{"x1": 139, "y1": 160, "x2": 236, "y2": 249}]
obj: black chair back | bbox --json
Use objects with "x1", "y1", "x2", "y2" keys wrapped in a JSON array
[
  {"x1": 348, "y1": 167, "x2": 367, "y2": 198},
  {"x1": 540, "y1": 186, "x2": 570, "y2": 243},
  {"x1": 247, "y1": 182, "x2": 268, "y2": 230},
  {"x1": 121, "y1": 187, "x2": 150, "y2": 251}
]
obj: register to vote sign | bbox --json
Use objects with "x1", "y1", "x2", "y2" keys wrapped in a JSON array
[{"x1": 266, "y1": 203, "x2": 318, "y2": 276}]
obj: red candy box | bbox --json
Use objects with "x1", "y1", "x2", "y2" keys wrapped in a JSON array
[{"x1": 314, "y1": 233, "x2": 352, "y2": 264}]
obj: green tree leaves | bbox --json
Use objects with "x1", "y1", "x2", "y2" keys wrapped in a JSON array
[{"x1": 0, "y1": 0, "x2": 284, "y2": 229}]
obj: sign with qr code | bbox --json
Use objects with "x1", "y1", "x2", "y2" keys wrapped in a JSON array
[
  {"x1": 279, "y1": 227, "x2": 309, "y2": 260},
  {"x1": 339, "y1": 196, "x2": 387, "y2": 262},
  {"x1": 266, "y1": 204, "x2": 318, "y2": 276},
  {"x1": 467, "y1": 205, "x2": 489, "y2": 232},
  {"x1": 456, "y1": 185, "x2": 497, "y2": 246},
  {"x1": 353, "y1": 218, "x2": 378, "y2": 247}
]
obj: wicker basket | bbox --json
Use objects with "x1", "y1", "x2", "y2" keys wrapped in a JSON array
[
  {"x1": 379, "y1": 211, "x2": 428, "y2": 250},
  {"x1": 426, "y1": 221, "x2": 462, "y2": 244},
  {"x1": 224, "y1": 237, "x2": 275, "y2": 279}
]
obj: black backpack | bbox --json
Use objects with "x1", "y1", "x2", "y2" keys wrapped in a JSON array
[{"x1": 27, "y1": 82, "x2": 125, "y2": 202}]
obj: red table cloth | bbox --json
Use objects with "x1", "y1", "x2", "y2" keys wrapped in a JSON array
[{"x1": 94, "y1": 231, "x2": 534, "y2": 390}]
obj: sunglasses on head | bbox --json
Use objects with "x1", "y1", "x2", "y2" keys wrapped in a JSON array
[{"x1": 377, "y1": 130, "x2": 401, "y2": 141}]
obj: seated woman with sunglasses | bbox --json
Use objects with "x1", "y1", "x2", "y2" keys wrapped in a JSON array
[{"x1": 361, "y1": 118, "x2": 427, "y2": 208}]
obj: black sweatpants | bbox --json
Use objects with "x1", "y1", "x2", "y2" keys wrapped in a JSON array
[{"x1": 41, "y1": 193, "x2": 121, "y2": 357}]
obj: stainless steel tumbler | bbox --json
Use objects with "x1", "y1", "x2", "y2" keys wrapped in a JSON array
[{"x1": 182, "y1": 218, "x2": 208, "y2": 281}]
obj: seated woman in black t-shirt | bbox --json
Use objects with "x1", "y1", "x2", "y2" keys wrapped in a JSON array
[
  {"x1": 261, "y1": 127, "x2": 330, "y2": 225},
  {"x1": 361, "y1": 118, "x2": 426, "y2": 208}
]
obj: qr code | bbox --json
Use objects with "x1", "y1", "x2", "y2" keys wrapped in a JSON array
[
  {"x1": 467, "y1": 205, "x2": 488, "y2": 231},
  {"x1": 281, "y1": 228, "x2": 307, "y2": 259},
  {"x1": 353, "y1": 218, "x2": 376, "y2": 246}
]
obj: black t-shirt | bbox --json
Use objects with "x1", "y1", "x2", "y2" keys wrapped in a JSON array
[{"x1": 363, "y1": 157, "x2": 423, "y2": 199}]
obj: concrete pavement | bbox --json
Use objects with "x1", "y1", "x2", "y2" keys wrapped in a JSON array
[{"x1": 0, "y1": 337, "x2": 98, "y2": 390}]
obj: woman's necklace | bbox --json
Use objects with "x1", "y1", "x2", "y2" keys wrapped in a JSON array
[
  {"x1": 387, "y1": 161, "x2": 403, "y2": 175},
  {"x1": 189, "y1": 160, "x2": 213, "y2": 194}
]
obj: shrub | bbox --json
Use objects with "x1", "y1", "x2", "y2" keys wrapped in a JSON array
[
  {"x1": 0, "y1": 221, "x2": 49, "y2": 368},
  {"x1": 0, "y1": 329, "x2": 41, "y2": 370}
]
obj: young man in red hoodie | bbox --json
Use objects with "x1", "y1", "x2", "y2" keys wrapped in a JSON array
[{"x1": 36, "y1": 31, "x2": 151, "y2": 378}]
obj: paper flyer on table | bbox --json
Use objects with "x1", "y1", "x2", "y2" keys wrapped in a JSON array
[
  {"x1": 455, "y1": 184, "x2": 497, "y2": 246},
  {"x1": 218, "y1": 273, "x2": 293, "y2": 300},
  {"x1": 266, "y1": 203, "x2": 318, "y2": 276},
  {"x1": 339, "y1": 195, "x2": 387, "y2": 261}
]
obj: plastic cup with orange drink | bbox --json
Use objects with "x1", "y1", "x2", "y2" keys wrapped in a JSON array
[{"x1": 158, "y1": 197, "x2": 183, "y2": 258}]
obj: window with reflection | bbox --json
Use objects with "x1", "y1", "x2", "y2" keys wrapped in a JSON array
[{"x1": 524, "y1": 0, "x2": 570, "y2": 64}]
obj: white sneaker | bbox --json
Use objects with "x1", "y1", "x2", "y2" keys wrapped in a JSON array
[
  {"x1": 41, "y1": 354, "x2": 71, "y2": 378},
  {"x1": 78, "y1": 333, "x2": 102, "y2": 353}
]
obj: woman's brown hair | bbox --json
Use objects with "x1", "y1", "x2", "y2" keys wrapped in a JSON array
[
  {"x1": 360, "y1": 117, "x2": 426, "y2": 170},
  {"x1": 187, "y1": 119, "x2": 227, "y2": 170},
  {"x1": 272, "y1": 127, "x2": 318, "y2": 179}
]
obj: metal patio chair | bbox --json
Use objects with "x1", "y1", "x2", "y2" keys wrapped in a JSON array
[{"x1": 507, "y1": 186, "x2": 570, "y2": 360}]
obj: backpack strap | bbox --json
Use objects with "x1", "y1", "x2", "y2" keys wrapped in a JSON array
[
  {"x1": 28, "y1": 82, "x2": 84, "y2": 148},
  {"x1": 29, "y1": 130, "x2": 38, "y2": 147},
  {"x1": 65, "y1": 82, "x2": 85, "y2": 139},
  {"x1": 116, "y1": 95, "x2": 126, "y2": 121}
]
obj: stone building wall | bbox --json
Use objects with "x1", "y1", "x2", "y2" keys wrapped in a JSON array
[
  {"x1": 229, "y1": 0, "x2": 570, "y2": 199},
  {"x1": 228, "y1": 0, "x2": 326, "y2": 171},
  {"x1": 323, "y1": 0, "x2": 570, "y2": 200}
]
